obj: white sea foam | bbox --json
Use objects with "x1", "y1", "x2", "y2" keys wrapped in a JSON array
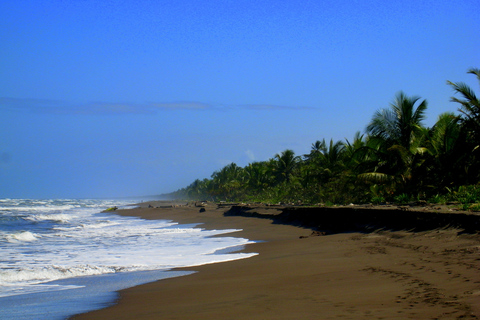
[
  {"x1": 0, "y1": 199, "x2": 258, "y2": 302},
  {"x1": 0, "y1": 265, "x2": 125, "y2": 287},
  {"x1": 0, "y1": 205, "x2": 78, "y2": 213},
  {"x1": 3, "y1": 231, "x2": 40, "y2": 242},
  {"x1": 23, "y1": 213, "x2": 74, "y2": 223}
]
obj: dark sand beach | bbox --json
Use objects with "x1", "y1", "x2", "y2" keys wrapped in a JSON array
[{"x1": 72, "y1": 202, "x2": 480, "y2": 319}]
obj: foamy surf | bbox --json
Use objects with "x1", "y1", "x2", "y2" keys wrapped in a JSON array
[
  {"x1": 0, "y1": 199, "x2": 257, "y2": 320},
  {"x1": 3, "y1": 231, "x2": 40, "y2": 242}
]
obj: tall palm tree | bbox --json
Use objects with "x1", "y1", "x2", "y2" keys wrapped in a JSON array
[
  {"x1": 447, "y1": 68, "x2": 480, "y2": 183},
  {"x1": 362, "y1": 92, "x2": 429, "y2": 194},
  {"x1": 366, "y1": 91, "x2": 427, "y2": 151},
  {"x1": 447, "y1": 68, "x2": 480, "y2": 148}
]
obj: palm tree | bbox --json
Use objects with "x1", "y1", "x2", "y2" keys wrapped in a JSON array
[
  {"x1": 210, "y1": 163, "x2": 243, "y2": 200},
  {"x1": 362, "y1": 92, "x2": 429, "y2": 195},
  {"x1": 302, "y1": 139, "x2": 345, "y2": 176},
  {"x1": 303, "y1": 140, "x2": 327, "y2": 162},
  {"x1": 447, "y1": 68, "x2": 480, "y2": 183},
  {"x1": 341, "y1": 132, "x2": 374, "y2": 201},
  {"x1": 447, "y1": 68, "x2": 480, "y2": 148},
  {"x1": 321, "y1": 139, "x2": 345, "y2": 171},
  {"x1": 274, "y1": 149, "x2": 300, "y2": 184},
  {"x1": 243, "y1": 161, "x2": 274, "y2": 193},
  {"x1": 423, "y1": 112, "x2": 468, "y2": 189},
  {"x1": 344, "y1": 132, "x2": 365, "y2": 163},
  {"x1": 366, "y1": 91, "x2": 427, "y2": 151}
]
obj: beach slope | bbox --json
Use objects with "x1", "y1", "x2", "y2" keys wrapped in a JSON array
[{"x1": 72, "y1": 202, "x2": 480, "y2": 319}]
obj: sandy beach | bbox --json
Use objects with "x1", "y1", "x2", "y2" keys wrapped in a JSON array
[{"x1": 72, "y1": 202, "x2": 480, "y2": 319}]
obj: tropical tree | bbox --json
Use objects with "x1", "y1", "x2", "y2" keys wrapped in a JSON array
[
  {"x1": 210, "y1": 163, "x2": 244, "y2": 200},
  {"x1": 341, "y1": 132, "x2": 373, "y2": 202},
  {"x1": 304, "y1": 140, "x2": 327, "y2": 162},
  {"x1": 366, "y1": 91, "x2": 427, "y2": 150},
  {"x1": 447, "y1": 68, "x2": 480, "y2": 146},
  {"x1": 173, "y1": 68, "x2": 480, "y2": 204},
  {"x1": 273, "y1": 149, "x2": 300, "y2": 184},
  {"x1": 423, "y1": 112, "x2": 467, "y2": 189},
  {"x1": 362, "y1": 91, "x2": 429, "y2": 195},
  {"x1": 298, "y1": 139, "x2": 350, "y2": 203},
  {"x1": 243, "y1": 161, "x2": 275, "y2": 194},
  {"x1": 186, "y1": 179, "x2": 202, "y2": 198},
  {"x1": 320, "y1": 139, "x2": 345, "y2": 174},
  {"x1": 447, "y1": 68, "x2": 480, "y2": 184},
  {"x1": 344, "y1": 132, "x2": 365, "y2": 165}
]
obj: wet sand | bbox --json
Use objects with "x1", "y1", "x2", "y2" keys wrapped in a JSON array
[{"x1": 72, "y1": 202, "x2": 480, "y2": 319}]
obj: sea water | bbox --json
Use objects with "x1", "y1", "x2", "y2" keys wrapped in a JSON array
[{"x1": 0, "y1": 199, "x2": 257, "y2": 319}]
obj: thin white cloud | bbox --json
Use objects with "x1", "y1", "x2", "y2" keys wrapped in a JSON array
[
  {"x1": 0, "y1": 98, "x2": 156, "y2": 114},
  {"x1": 0, "y1": 97, "x2": 316, "y2": 115},
  {"x1": 79, "y1": 103, "x2": 156, "y2": 114},
  {"x1": 149, "y1": 102, "x2": 212, "y2": 110},
  {"x1": 241, "y1": 104, "x2": 316, "y2": 110}
]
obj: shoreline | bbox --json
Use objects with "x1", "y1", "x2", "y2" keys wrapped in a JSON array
[{"x1": 72, "y1": 202, "x2": 480, "y2": 319}]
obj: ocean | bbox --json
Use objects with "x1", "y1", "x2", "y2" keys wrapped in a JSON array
[{"x1": 0, "y1": 199, "x2": 257, "y2": 319}]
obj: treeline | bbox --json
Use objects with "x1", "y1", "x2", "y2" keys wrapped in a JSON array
[{"x1": 170, "y1": 68, "x2": 480, "y2": 206}]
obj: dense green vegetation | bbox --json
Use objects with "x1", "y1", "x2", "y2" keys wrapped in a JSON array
[{"x1": 170, "y1": 68, "x2": 480, "y2": 207}]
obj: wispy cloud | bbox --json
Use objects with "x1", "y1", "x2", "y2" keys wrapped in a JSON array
[
  {"x1": 0, "y1": 98, "x2": 157, "y2": 115},
  {"x1": 149, "y1": 102, "x2": 212, "y2": 110},
  {"x1": 240, "y1": 104, "x2": 315, "y2": 110},
  {"x1": 0, "y1": 97, "x2": 315, "y2": 115},
  {"x1": 77, "y1": 103, "x2": 157, "y2": 115}
]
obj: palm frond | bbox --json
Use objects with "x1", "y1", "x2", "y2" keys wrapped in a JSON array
[
  {"x1": 448, "y1": 81, "x2": 479, "y2": 106},
  {"x1": 358, "y1": 172, "x2": 394, "y2": 183},
  {"x1": 467, "y1": 67, "x2": 480, "y2": 81}
]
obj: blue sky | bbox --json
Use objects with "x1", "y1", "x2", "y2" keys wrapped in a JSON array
[{"x1": 0, "y1": 0, "x2": 478, "y2": 199}]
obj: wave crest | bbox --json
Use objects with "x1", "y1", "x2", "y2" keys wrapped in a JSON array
[{"x1": 3, "y1": 231, "x2": 40, "y2": 243}]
